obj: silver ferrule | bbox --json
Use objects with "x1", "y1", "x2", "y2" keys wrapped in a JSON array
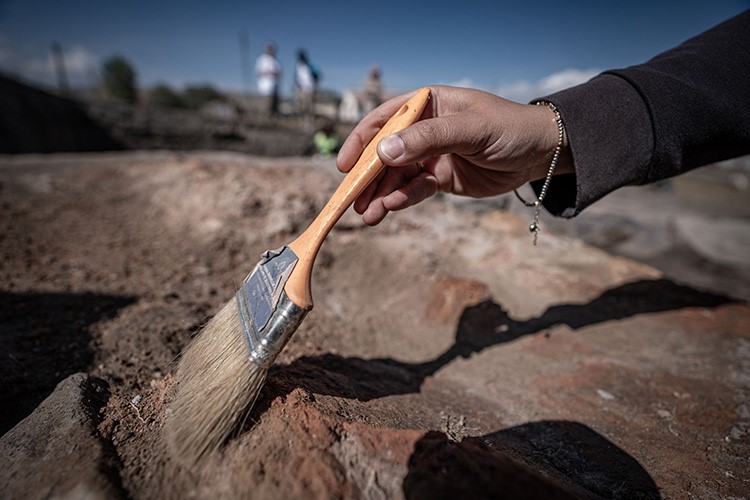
[
  {"x1": 235, "y1": 245, "x2": 309, "y2": 369},
  {"x1": 244, "y1": 291, "x2": 307, "y2": 369}
]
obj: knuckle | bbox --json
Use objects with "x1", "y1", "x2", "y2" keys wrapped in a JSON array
[
  {"x1": 404, "y1": 117, "x2": 475, "y2": 158},
  {"x1": 420, "y1": 120, "x2": 452, "y2": 144}
]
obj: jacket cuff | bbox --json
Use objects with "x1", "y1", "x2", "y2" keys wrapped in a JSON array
[{"x1": 530, "y1": 73, "x2": 654, "y2": 217}]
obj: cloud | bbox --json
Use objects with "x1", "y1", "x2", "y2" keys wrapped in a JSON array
[
  {"x1": 443, "y1": 77, "x2": 479, "y2": 90},
  {"x1": 538, "y1": 68, "x2": 601, "y2": 94},
  {"x1": 495, "y1": 68, "x2": 600, "y2": 103},
  {"x1": 436, "y1": 68, "x2": 600, "y2": 103},
  {"x1": 0, "y1": 34, "x2": 100, "y2": 88}
]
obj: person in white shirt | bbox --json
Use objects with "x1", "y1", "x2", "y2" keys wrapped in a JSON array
[{"x1": 255, "y1": 42, "x2": 281, "y2": 116}]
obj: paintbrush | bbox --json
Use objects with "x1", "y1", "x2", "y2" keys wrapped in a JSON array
[{"x1": 166, "y1": 87, "x2": 431, "y2": 464}]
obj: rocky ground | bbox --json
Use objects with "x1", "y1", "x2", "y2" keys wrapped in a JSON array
[{"x1": 1, "y1": 151, "x2": 748, "y2": 499}]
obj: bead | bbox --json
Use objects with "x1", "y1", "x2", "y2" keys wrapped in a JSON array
[{"x1": 524, "y1": 100, "x2": 564, "y2": 245}]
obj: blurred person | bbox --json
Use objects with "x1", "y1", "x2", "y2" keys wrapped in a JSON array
[
  {"x1": 314, "y1": 118, "x2": 341, "y2": 157},
  {"x1": 337, "y1": 11, "x2": 750, "y2": 237},
  {"x1": 295, "y1": 49, "x2": 318, "y2": 129},
  {"x1": 362, "y1": 66, "x2": 383, "y2": 115},
  {"x1": 255, "y1": 42, "x2": 281, "y2": 116}
]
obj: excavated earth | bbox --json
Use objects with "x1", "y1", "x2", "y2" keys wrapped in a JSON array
[{"x1": 1, "y1": 151, "x2": 748, "y2": 499}]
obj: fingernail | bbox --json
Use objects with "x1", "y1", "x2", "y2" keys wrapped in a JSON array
[{"x1": 378, "y1": 134, "x2": 405, "y2": 161}]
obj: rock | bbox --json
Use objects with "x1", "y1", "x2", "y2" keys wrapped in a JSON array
[
  {"x1": 675, "y1": 214, "x2": 750, "y2": 268},
  {"x1": 425, "y1": 277, "x2": 491, "y2": 325},
  {"x1": 0, "y1": 373, "x2": 124, "y2": 499},
  {"x1": 403, "y1": 431, "x2": 580, "y2": 499},
  {"x1": 0, "y1": 74, "x2": 122, "y2": 154}
]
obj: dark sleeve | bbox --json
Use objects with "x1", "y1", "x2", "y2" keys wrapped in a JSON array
[{"x1": 532, "y1": 10, "x2": 750, "y2": 217}]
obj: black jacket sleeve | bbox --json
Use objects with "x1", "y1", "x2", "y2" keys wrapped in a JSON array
[{"x1": 532, "y1": 10, "x2": 750, "y2": 217}]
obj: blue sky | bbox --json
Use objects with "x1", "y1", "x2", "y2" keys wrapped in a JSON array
[{"x1": 0, "y1": 0, "x2": 747, "y2": 101}]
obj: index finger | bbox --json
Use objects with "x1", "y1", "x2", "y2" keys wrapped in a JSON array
[{"x1": 336, "y1": 90, "x2": 417, "y2": 173}]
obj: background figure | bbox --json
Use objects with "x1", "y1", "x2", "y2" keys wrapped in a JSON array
[
  {"x1": 294, "y1": 49, "x2": 317, "y2": 130},
  {"x1": 362, "y1": 66, "x2": 383, "y2": 114},
  {"x1": 255, "y1": 42, "x2": 281, "y2": 116},
  {"x1": 313, "y1": 118, "x2": 340, "y2": 157}
]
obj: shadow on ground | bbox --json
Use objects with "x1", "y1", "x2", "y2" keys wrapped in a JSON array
[
  {"x1": 0, "y1": 292, "x2": 136, "y2": 435},
  {"x1": 249, "y1": 278, "x2": 733, "y2": 497},
  {"x1": 264, "y1": 278, "x2": 735, "y2": 402},
  {"x1": 403, "y1": 421, "x2": 660, "y2": 499}
]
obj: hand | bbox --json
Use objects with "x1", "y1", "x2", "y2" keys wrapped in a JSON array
[{"x1": 336, "y1": 85, "x2": 572, "y2": 225}]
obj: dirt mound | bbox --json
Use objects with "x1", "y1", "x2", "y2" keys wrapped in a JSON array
[
  {"x1": 0, "y1": 74, "x2": 121, "y2": 153},
  {"x1": 1, "y1": 152, "x2": 747, "y2": 498}
]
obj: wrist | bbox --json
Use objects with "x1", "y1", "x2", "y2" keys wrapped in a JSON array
[
  {"x1": 516, "y1": 100, "x2": 569, "y2": 245},
  {"x1": 528, "y1": 102, "x2": 573, "y2": 181}
]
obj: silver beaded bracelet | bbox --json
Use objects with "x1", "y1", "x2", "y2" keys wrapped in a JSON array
[{"x1": 514, "y1": 100, "x2": 565, "y2": 245}]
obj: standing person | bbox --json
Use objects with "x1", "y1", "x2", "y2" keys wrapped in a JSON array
[
  {"x1": 362, "y1": 66, "x2": 383, "y2": 115},
  {"x1": 294, "y1": 49, "x2": 317, "y2": 130},
  {"x1": 255, "y1": 42, "x2": 281, "y2": 116}
]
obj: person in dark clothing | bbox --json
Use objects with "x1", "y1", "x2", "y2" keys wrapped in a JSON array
[{"x1": 336, "y1": 11, "x2": 750, "y2": 229}]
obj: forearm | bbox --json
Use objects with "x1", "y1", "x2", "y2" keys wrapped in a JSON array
[
  {"x1": 535, "y1": 11, "x2": 750, "y2": 217},
  {"x1": 533, "y1": 74, "x2": 654, "y2": 217}
]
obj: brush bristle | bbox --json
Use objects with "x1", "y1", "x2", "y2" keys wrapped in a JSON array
[{"x1": 166, "y1": 299, "x2": 267, "y2": 465}]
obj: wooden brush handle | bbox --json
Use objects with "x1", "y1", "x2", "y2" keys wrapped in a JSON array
[{"x1": 285, "y1": 87, "x2": 431, "y2": 309}]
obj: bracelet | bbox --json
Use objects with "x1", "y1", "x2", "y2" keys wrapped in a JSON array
[{"x1": 514, "y1": 101, "x2": 565, "y2": 245}]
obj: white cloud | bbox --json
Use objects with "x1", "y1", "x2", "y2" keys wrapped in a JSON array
[
  {"x1": 0, "y1": 35, "x2": 100, "y2": 88},
  {"x1": 538, "y1": 68, "x2": 600, "y2": 94},
  {"x1": 435, "y1": 68, "x2": 600, "y2": 103},
  {"x1": 443, "y1": 77, "x2": 479, "y2": 89},
  {"x1": 495, "y1": 68, "x2": 600, "y2": 103}
]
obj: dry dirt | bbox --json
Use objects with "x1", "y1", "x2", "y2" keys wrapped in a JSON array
[{"x1": 1, "y1": 151, "x2": 748, "y2": 499}]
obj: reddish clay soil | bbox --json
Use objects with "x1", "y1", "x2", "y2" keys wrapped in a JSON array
[{"x1": 1, "y1": 152, "x2": 748, "y2": 499}]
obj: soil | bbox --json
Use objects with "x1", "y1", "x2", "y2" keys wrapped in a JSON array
[{"x1": 1, "y1": 151, "x2": 748, "y2": 499}]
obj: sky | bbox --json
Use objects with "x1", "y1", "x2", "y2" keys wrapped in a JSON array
[{"x1": 0, "y1": 0, "x2": 747, "y2": 102}]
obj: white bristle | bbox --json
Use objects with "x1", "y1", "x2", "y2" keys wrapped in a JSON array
[{"x1": 166, "y1": 299, "x2": 267, "y2": 465}]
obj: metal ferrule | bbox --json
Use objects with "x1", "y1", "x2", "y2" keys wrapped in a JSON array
[
  {"x1": 244, "y1": 291, "x2": 307, "y2": 369},
  {"x1": 235, "y1": 246, "x2": 308, "y2": 369}
]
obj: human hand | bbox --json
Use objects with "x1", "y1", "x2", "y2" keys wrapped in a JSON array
[{"x1": 336, "y1": 85, "x2": 572, "y2": 225}]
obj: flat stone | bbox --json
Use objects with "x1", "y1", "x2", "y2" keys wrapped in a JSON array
[
  {"x1": 0, "y1": 373, "x2": 123, "y2": 499},
  {"x1": 425, "y1": 276, "x2": 491, "y2": 324},
  {"x1": 675, "y1": 214, "x2": 750, "y2": 267}
]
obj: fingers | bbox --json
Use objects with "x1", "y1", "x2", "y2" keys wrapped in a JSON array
[
  {"x1": 336, "y1": 92, "x2": 416, "y2": 173},
  {"x1": 362, "y1": 166, "x2": 418, "y2": 226},
  {"x1": 353, "y1": 171, "x2": 381, "y2": 214},
  {"x1": 361, "y1": 163, "x2": 421, "y2": 225},
  {"x1": 338, "y1": 85, "x2": 500, "y2": 224},
  {"x1": 356, "y1": 164, "x2": 440, "y2": 225},
  {"x1": 382, "y1": 172, "x2": 440, "y2": 211},
  {"x1": 376, "y1": 114, "x2": 481, "y2": 167}
]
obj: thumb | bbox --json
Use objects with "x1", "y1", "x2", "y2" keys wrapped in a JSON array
[{"x1": 376, "y1": 115, "x2": 479, "y2": 166}]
